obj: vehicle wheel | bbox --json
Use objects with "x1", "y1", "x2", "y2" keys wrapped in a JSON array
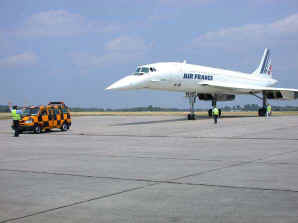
[
  {"x1": 208, "y1": 109, "x2": 212, "y2": 117},
  {"x1": 61, "y1": 122, "x2": 68, "y2": 131},
  {"x1": 34, "y1": 125, "x2": 41, "y2": 134}
]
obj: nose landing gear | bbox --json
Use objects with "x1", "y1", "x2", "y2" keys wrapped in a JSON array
[{"x1": 186, "y1": 92, "x2": 197, "y2": 120}]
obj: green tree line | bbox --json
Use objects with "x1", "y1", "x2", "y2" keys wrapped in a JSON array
[{"x1": 1, "y1": 104, "x2": 298, "y2": 112}]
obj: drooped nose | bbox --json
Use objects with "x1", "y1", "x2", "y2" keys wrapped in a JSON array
[{"x1": 105, "y1": 75, "x2": 136, "y2": 90}]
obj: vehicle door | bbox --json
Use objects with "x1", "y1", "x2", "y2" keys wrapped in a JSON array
[
  {"x1": 48, "y1": 108, "x2": 55, "y2": 128},
  {"x1": 55, "y1": 107, "x2": 62, "y2": 127},
  {"x1": 53, "y1": 108, "x2": 59, "y2": 128},
  {"x1": 40, "y1": 109, "x2": 49, "y2": 129}
]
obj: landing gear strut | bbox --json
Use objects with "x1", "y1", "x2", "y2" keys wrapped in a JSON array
[
  {"x1": 250, "y1": 91, "x2": 270, "y2": 117},
  {"x1": 258, "y1": 92, "x2": 267, "y2": 116},
  {"x1": 186, "y1": 92, "x2": 196, "y2": 120}
]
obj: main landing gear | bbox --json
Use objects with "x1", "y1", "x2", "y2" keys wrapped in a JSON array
[
  {"x1": 258, "y1": 92, "x2": 268, "y2": 116},
  {"x1": 251, "y1": 92, "x2": 270, "y2": 117},
  {"x1": 185, "y1": 93, "x2": 223, "y2": 120},
  {"x1": 186, "y1": 92, "x2": 196, "y2": 120}
]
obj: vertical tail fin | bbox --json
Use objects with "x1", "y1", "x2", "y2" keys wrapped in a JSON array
[{"x1": 253, "y1": 48, "x2": 272, "y2": 77}]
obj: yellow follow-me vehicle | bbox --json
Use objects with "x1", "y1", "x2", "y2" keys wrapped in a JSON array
[{"x1": 17, "y1": 102, "x2": 71, "y2": 134}]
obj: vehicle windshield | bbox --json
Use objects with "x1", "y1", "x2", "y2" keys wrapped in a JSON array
[
  {"x1": 23, "y1": 108, "x2": 40, "y2": 116},
  {"x1": 135, "y1": 66, "x2": 156, "y2": 75}
]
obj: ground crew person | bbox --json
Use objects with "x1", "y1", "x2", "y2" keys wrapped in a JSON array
[
  {"x1": 266, "y1": 104, "x2": 272, "y2": 118},
  {"x1": 212, "y1": 106, "x2": 219, "y2": 124},
  {"x1": 8, "y1": 102, "x2": 22, "y2": 137}
]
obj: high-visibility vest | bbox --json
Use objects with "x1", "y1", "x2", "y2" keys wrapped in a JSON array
[
  {"x1": 11, "y1": 110, "x2": 21, "y2": 120},
  {"x1": 267, "y1": 105, "x2": 272, "y2": 112},
  {"x1": 212, "y1": 108, "x2": 219, "y2": 115}
]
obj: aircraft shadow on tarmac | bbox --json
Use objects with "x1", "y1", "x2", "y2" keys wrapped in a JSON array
[
  {"x1": 113, "y1": 115, "x2": 257, "y2": 126},
  {"x1": 113, "y1": 118, "x2": 186, "y2": 126}
]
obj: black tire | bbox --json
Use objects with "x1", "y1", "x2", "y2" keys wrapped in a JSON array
[
  {"x1": 258, "y1": 108, "x2": 266, "y2": 116},
  {"x1": 14, "y1": 131, "x2": 19, "y2": 137},
  {"x1": 208, "y1": 109, "x2": 212, "y2": 117},
  {"x1": 34, "y1": 125, "x2": 41, "y2": 134},
  {"x1": 187, "y1": 114, "x2": 196, "y2": 120},
  {"x1": 61, "y1": 122, "x2": 68, "y2": 131}
]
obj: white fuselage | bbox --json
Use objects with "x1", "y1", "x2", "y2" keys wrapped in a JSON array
[{"x1": 106, "y1": 62, "x2": 278, "y2": 95}]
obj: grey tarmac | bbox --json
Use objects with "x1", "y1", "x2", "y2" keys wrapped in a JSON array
[{"x1": 0, "y1": 115, "x2": 298, "y2": 223}]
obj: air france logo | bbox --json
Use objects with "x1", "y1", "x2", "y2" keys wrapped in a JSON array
[{"x1": 183, "y1": 73, "x2": 213, "y2": 80}]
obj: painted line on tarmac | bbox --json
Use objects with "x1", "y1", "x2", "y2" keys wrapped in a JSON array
[
  {"x1": 2, "y1": 161, "x2": 298, "y2": 223},
  {"x1": 0, "y1": 183, "x2": 157, "y2": 223},
  {"x1": 1, "y1": 168, "x2": 298, "y2": 194},
  {"x1": 49, "y1": 132, "x2": 298, "y2": 141}
]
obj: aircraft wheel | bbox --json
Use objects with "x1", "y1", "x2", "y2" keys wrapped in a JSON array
[
  {"x1": 258, "y1": 108, "x2": 266, "y2": 116},
  {"x1": 187, "y1": 114, "x2": 196, "y2": 120}
]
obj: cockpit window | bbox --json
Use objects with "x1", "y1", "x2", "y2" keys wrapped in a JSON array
[
  {"x1": 135, "y1": 66, "x2": 157, "y2": 75},
  {"x1": 141, "y1": 67, "x2": 149, "y2": 73}
]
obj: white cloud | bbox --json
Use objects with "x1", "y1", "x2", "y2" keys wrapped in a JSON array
[
  {"x1": 71, "y1": 52, "x2": 144, "y2": 69},
  {"x1": 105, "y1": 36, "x2": 150, "y2": 52},
  {"x1": 0, "y1": 52, "x2": 38, "y2": 67},
  {"x1": 15, "y1": 10, "x2": 117, "y2": 37},
  {"x1": 159, "y1": 0, "x2": 213, "y2": 6},
  {"x1": 71, "y1": 36, "x2": 151, "y2": 69},
  {"x1": 191, "y1": 13, "x2": 298, "y2": 50}
]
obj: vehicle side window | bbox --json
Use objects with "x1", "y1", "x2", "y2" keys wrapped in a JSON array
[
  {"x1": 48, "y1": 110, "x2": 53, "y2": 120},
  {"x1": 41, "y1": 110, "x2": 47, "y2": 116},
  {"x1": 54, "y1": 108, "x2": 59, "y2": 115}
]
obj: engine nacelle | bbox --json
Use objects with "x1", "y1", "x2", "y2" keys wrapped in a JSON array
[
  {"x1": 265, "y1": 91, "x2": 283, "y2": 99},
  {"x1": 198, "y1": 94, "x2": 235, "y2": 101},
  {"x1": 265, "y1": 90, "x2": 298, "y2": 100}
]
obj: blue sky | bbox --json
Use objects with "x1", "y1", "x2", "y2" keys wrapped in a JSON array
[{"x1": 1, "y1": 0, "x2": 298, "y2": 109}]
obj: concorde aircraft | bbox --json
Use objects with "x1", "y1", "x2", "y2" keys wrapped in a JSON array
[{"x1": 106, "y1": 49, "x2": 298, "y2": 120}]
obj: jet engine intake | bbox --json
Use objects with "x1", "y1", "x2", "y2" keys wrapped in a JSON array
[
  {"x1": 198, "y1": 94, "x2": 235, "y2": 101},
  {"x1": 264, "y1": 90, "x2": 298, "y2": 100}
]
